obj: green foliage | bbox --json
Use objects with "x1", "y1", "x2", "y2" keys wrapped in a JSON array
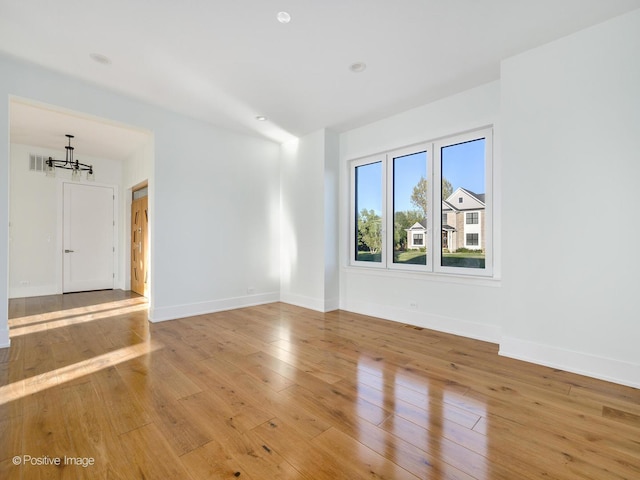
[
  {"x1": 393, "y1": 210, "x2": 423, "y2": 250},
  {"x1": 453, "y1": 248, "x2": 484, "y2": 254},
  {"x1": 357, "y1": 208, "x2": 382, "y2": 253},
  {"x1": 410, "y1": 177, "x2": 428, "y2": 219},
  {"x1": 410, "y1": 176, "x2": 453, "y2": 219},
  {"x1": 442, "y1": 177, "x2": 453, "y2": 200}
]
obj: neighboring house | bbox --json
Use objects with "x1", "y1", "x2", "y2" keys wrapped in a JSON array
[
  {"x1": 407, "y1": 187, "x2": 485, "y2": 251},
  {"x1": 406, "y1": 222, "x2": 427, "y2": 249}
]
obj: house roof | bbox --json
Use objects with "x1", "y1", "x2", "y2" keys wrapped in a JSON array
[
  {"x1": 445, "y1": 187, "x2": 485, "y2": 211},
  {"x1": 406, "y1": 222, "x2": 426, "y2": 231},
  {"x1": 461, "y1": 188, "x2": 486, "y2": 204}
]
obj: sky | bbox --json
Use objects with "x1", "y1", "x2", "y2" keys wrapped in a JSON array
[{"x1": 356, "y1": 138, "x2": 485, "y2": 214}]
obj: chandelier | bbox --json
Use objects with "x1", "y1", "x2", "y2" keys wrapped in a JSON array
[{"x1": 46, "y1": 134, "x2": 95, "y2": 181}]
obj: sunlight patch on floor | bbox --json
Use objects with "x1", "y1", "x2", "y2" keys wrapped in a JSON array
[
  {"x1": 9, "y1": 297, "x2": 148, "y2": 327},
  {"x1": 0, "y1": 340, "x2": 161, "y2": 405}
]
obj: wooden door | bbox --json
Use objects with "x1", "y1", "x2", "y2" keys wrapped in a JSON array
[
  {"x1": 131, "y1": 193, "x2": 148, "y2": 296},
  {"x1": 63, "y1": 183, "x2": 115, "y2": 293}
]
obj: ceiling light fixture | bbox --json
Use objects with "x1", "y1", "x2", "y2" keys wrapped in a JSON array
[
  {"x1": 45, "y1": 134, "x2": 95, "y2": 181},
  {"x1": 256, "y1": 115, "x2": 268, "y2": 121},
  {"x1": 89, "y1": 53, "x2": 112, "y2": 65},
  {"x1": 349, "y1": 62, "x2": 367, "y2": 73},
  {"x1": 277, "y1": 11, "x2": 291, "y2": 24}
]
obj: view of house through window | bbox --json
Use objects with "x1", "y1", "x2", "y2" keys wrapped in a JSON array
[
  {"x1": 393, "y1": 151, "x2": 427, "y2": 265},
  {"x1": 351, "y1": 127, "x2": 492, "y2": 276},
  {"x1": 440, "y1": 138, "x2": 486, "y2": 269}
]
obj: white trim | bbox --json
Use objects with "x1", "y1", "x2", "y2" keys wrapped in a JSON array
[
  {"x1": 349, "y1": 126, "x2": 493, "y2": 278},
  {"x1": 350, "y1": 155, "x2": 386, "y2": 268},
  {"x1": 434, "y1": 127, "x2": 493, "y2": 277},
  {"x1": 342, "y1": 264, "x2": 502, "y2": 287},
  {"x1": 500, "y1": 336, "x2": 640, "y2": 389},
  {"x1": 387, "y1": 143, "x2": 431, "y2": 272},
  {"x1": 149, "y1": 292, "x2": 279, "y2": 323}
]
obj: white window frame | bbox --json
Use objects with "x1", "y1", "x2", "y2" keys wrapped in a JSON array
[
  {"x1": 350, "y1": 126, "x2": 493, "y2": 277},
  {"x1": 386, "y1": 143, "x2": 431, "y2": 272},
  {"x1": 350, "y1": 155, "x2": 386, "y2": 268}
]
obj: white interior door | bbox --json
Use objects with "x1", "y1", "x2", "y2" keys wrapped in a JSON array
[{"x1": 63, "y1": 183, "x2": 114, "y2": 293}]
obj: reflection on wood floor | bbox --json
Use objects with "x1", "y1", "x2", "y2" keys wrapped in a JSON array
[{"x1": 1, "y1": 290, "x2": 639, "y2": 479}]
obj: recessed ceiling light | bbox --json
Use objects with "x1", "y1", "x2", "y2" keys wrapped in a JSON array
[
  {"x1": 90, "y1": 53, "x2": 112, "y2": 65},
  {"x1": 349, "y1": 62, "x2": 367, "y2": 73},
  {"x1": 256, "y1": 115, "x2": 268, "y2": 122},
  {"x1": 277, "y1": 11, "x2": 291, "y2": 24}
]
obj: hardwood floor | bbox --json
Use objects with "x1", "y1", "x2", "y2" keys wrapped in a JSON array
[{"x1": 1, "y1": 290, "x2": 639, "y2": 479}]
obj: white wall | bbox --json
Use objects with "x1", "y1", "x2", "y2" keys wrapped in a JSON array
[
  {"x1": 280, "y1": 129, "x2": 340, "y2": 312},
  {"x1": 9, "y1": 143, "x2": 123, "y2": 298},
  {"x1": 0, "y1": 54, "x2": 281, "y2": 345},
  {"x1": 324, "y1": 130, "x2": 340, "y2": 310},
  {"x1": 500, "y1": 10, "x2": 640, "y2": 387},
  {"x1": 339, "y1": 81, "x2": 502, "y2": 343},
  {"x1": 0, "y1": 92, "x2": 8, "y2": 347},
  {"x1": 151, "y1": 117, "x2": 281, "y2": 320}
]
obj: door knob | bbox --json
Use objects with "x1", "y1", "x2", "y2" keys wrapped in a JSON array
[{"x1": 64, "y1": 249, "x2": 74, "y2": 253}]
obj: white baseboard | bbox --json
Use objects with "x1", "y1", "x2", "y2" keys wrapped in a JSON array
[
  {"x1": 342, "y1": 299, "x2": 501, "y2": 343},
  {"x1": 149, "y1": 291, "x2": 279, "y2": 323},
  {"x1": 500, "y1": 336, "x2": 640, "y2": 389},
  {"x1": 280, "y1": 292, "x2": 339, "y2": 313},
  {"x1": 0, "y1": 327, "x2": 10, "y2": 348}
]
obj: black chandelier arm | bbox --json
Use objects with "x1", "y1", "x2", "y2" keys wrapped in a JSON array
[
  {"x1": 45, "y1": 135, "x2": 95, "y2": 179},
  {"x1": 47, "y1": 157, "x2": 94, "y2": 172}
]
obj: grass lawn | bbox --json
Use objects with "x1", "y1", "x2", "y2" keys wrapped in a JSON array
[
  {"x1": 442, "y1": 252, "x2": 485, "y2": 268},
  {"x1": 357, "y1": 250, "x2": 485, "y2": 268},
  {"x1": 356, "y1": 252, "x2": 382, "y2": 262},
  {"x1": 394, "y1": 250, "x2": 426, "y2": 264}
]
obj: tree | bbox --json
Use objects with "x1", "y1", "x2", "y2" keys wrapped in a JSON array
[
  {"x1": 410, "y1": 176, "x2": 453, "y2": 219},
  {"x1": 410, "y1": 177, "x2": 428, "y2": 219},
  {"x1": 357, "y1": 209, "x2": 382, "y2": 253},
  {"x1": 442, "y1": 177, "x2": 453, "y2": 201}
]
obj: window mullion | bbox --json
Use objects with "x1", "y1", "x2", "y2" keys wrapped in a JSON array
[
  {"x1": 385, "y1": 155, "x2": 394, "y2": 268},
  {"x1": 431, "y1": 142, "x2": 440, "y2": 272}
]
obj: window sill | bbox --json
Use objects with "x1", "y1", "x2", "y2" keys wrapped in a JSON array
[{"x1": 342, "y1": 264, "x2": 501, "y2": 287}]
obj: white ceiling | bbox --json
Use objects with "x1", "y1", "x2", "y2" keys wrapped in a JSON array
[
  {"x1": 2, "y1": 0, "x2": 640, "y2": 149},
  {"x1": 10, "y1": 100, "x2": 151, "y2": 161}
]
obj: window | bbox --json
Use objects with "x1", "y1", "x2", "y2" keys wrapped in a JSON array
[
  {"x1": 354, "y1": 160, "x2": 383, "y2": 264},
  {"x1": 392, "y1": 149, "x2": 427, "y2": 266},
  {"x1": 350, "y1": 127, "x2": 493, "y2": 276}
]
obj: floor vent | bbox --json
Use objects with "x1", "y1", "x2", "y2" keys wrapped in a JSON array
[{"x1": 403, "y1": 324, "x2": 424, "y2": 330}]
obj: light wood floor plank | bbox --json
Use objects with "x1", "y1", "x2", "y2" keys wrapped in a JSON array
[{"x1": 1, "y1": 292, "x2": 638, "y2": 479}]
